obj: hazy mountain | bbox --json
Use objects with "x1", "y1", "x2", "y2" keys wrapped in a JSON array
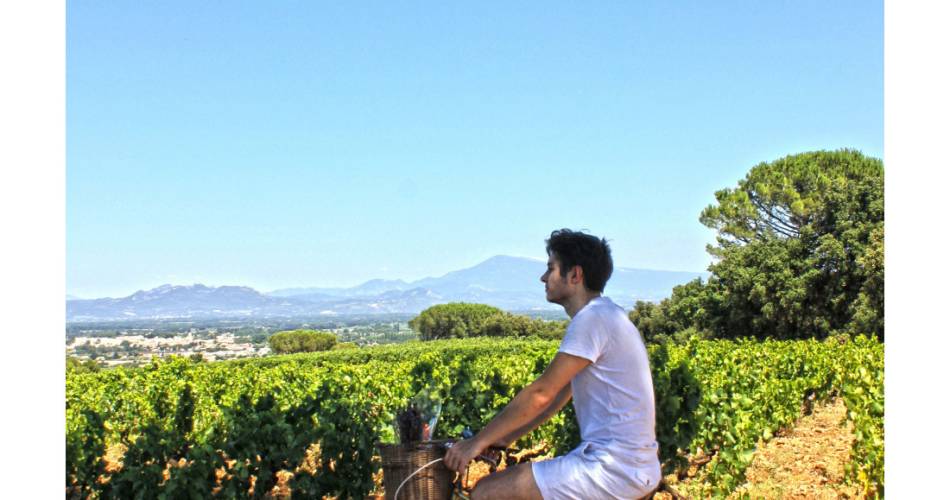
[
  {"x1": 312, "y1": 287, "x2": 444, "y2": 315},
  {"x1": 67, "y1": 284, "x2": 312, "y2": 321},
  {"x1": 413, "y1": 255, "x2": 545, "y2": 295},
  {"x1": 414, "y1": 255, "x2": 705, "y2": 304},
  {"x1": 269, "y1": 279, "x2": 411, "y2": 298},
  {"x1": 67, "y1": 256, "x2": 708, "y2": 321}
]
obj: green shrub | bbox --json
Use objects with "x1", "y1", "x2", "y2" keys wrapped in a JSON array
[
  {"x1": 268, "y1": 329, "x2": 337, "y2": 354},
  {"x1": 409, "y1": 303, "x2": 504, "y2": 340},
  {"x1": 479, "y1": 312, "x2": 566, "y2": 339},
  {"x1": 66, "y1": 356, "x2": 100, "y2": 374}
]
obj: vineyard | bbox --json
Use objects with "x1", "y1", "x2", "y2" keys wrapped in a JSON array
[{"x1": 66, "y1": 336, "x2": 883, "y2": 498}]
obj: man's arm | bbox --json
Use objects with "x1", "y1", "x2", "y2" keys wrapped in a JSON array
[
  {"x1": 444, "y1": 352, "x2": 590, "y2": 473},
  {"x1": 491, "y1": 383, "x2": 572, "y2": 448}
]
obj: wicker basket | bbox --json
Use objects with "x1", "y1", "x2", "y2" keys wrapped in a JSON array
[{"x1": 377, "y1": 440, "x2": 455, "y2": 500}]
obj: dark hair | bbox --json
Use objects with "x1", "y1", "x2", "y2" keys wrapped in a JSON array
[{"x1": 545, "y1": 229, "x2": 613, "y2": 292}]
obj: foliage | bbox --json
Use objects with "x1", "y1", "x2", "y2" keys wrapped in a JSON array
[
  {"x1": 848, "y1": 225, "x2": 884, "y2": 338},
  {"x1": 698, "y1": 149, "x2": 884, "y2": 341},
  {"x1": 634, "y1": 150, "x2": 884, "y2": 342},
  {"x1": 629, "y1": 278, "x2": 712, "y2": 343},
  {"x1": 649, "y1": 343, "x2": 701, "y2": 471},
  {"x1": 408, "y1": 303, "x2": 505, "y2": 340},
  {"x1": 629, "y1": 300, "x2": 664, "y2": 341},
  {"x1": 66, "y1": 356, "x2": 100, "y2": 374},
  {"x1": 66, "y1": 340, "x2": 567, "y2": 498},
  {"x1": 409, "y1": 303, "x2": 565, "y2": 341},
  {"x1": 268, "y1": 329, "x2": 337, "y2": 354},
  {"x1": 841, "y1": 336, "x2": 885, "y2": 498},
  {"x1": 67, "y1": 337, "x2": 883, "y2": 498},
  {"x1": 65, "y1": 409, "x2": 106, "y2": 499},
  {"x1": 479, "y1": 312, "x2": 567, "y2": 339}
]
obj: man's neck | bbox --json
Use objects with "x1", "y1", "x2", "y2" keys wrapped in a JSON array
[{"x1": 563, "y1": 290, "x2": 602, "y2": 318}]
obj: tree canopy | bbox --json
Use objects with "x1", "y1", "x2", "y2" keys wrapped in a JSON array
[
  {"x1": 66, "y1": 356, "x2": 100, "y2": 374},
  {"x1": 479, "y1": 312, "x2": 567, "y2": 340},
  {"x1": 409, "y1": 303, "x2": 566, "y2": 340},
  {"x1": 268, "y1": 329, "x2": 338, "y2": 354},
  {"x1": 632, "y1": 149, "x2": 883, "y2": 341},
  {"x1": 629, "y1": 278, "x2": 710, "y2": 343},
  {"x1": 408, "y1": 303, "x2": 505, "y2": 340}
]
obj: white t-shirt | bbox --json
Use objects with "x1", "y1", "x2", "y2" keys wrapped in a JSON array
[{"x1": 558, "y1": 296, "x2": 659, "y2": 463}]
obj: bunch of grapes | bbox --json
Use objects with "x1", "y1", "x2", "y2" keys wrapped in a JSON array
[{"x1": 396, "y1": 404, "x2": 424, "y2": 444}]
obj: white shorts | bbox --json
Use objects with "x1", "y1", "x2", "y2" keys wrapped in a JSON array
[{"x1": 531, "y1": 441, "x2": 661, "y2": 500}]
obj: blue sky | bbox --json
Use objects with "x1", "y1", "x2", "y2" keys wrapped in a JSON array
[{"x1": 67, "y1": 1, "x2": 883, "y2": 298}]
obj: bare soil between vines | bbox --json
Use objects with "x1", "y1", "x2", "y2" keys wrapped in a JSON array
[{"x1": 657, "y1": 398, "x2": 861, "y2": 499}]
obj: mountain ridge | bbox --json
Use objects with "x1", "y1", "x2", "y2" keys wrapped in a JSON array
[{"x1": 67, "y1": 255, "x2": 708, "y2": 321}]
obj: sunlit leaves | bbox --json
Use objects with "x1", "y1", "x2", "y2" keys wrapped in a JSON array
[{"x1": 67, "y1": 336, "x2": 883, "y2": 498}]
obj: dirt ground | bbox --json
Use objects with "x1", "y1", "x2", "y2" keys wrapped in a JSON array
[
  {"x1": 655, "y1": 398, "x2": 862, "y2": 499},
  {"x1": 730, "y1": 398, "x2": 861, "y2": 499}
]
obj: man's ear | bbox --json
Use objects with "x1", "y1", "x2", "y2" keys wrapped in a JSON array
[{"x1": 570, "y1": 266, "x2": 584, "y2": 285}]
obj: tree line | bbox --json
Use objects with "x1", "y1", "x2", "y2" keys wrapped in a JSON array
[
  {"x1": 409, "y1": 303, "x2": 567, "y2": 341},
  {"x1": 267, "y1": 329, "x2": 356, "y2": 354}
]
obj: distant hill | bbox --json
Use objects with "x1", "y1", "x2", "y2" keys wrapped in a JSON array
[
  {"x1": 67, "y1": 256, "x2": 708, "y2": 321},
  {"x1": 268, "y1": 278, "x2": 411, "y2": 298},
  {"x1": 67, "y1": 284, "x2": 299, "y2": 321}
]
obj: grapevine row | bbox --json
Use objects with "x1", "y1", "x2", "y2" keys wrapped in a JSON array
[{"x1": 66, "y1": 336, "x2": 882, "y2": 498}]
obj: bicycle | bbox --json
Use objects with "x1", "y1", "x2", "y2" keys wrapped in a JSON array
[
  {"x1": 392, "y1": 439, "x2": 676, "y2": 500},
  {"x1": 390, "y1": 435, "x2": 543, "y2": 500}
]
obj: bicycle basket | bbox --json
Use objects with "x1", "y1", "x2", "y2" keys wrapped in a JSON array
[{"x1": 377, "y1": 440, "x2": 454, "y2": 500}]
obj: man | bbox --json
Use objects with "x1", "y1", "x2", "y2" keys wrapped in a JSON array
[{"x1": 444, "y1": 229, "x2": 661, "y2": 499}]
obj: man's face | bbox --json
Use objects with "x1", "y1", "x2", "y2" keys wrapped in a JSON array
[{"x1": 541, "y1": 254, "x2": 571, "y2": 304}]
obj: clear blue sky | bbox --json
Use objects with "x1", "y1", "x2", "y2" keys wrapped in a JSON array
[{"x1": 67, "y1": 1, "x2": 883, "y2": 298}]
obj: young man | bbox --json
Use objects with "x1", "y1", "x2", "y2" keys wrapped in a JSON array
[{"x1": 444, "y1": 229, "x2": 661, "y2": 499}]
